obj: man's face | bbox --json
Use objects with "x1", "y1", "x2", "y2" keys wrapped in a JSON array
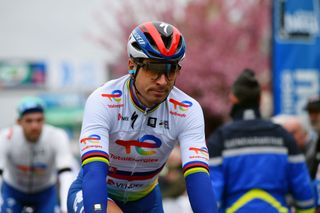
[
  {"x1": 308, "y1": 111, "x2": 320, "y2": 133},
  {"x1": 132, "y1": 59, "x2": 180, "y2": 107},
  {"x1": 284, "y1": 121, "x2": 307, "y2": 150},
  {"x1": 17, "y1": 112, "x2": 44, "y2": 142}
]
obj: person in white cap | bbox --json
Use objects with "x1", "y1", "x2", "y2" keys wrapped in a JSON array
[{"x1": 0, "y1": 96, "x2": 76, "y2": 213}]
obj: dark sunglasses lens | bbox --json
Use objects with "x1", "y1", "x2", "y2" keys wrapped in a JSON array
[{"x1": 147, "y1": 63, "x2": 179, "y2": 73}]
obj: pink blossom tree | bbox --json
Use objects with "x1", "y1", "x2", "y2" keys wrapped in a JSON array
[
  {"x1": 89, "y1": 0, "x2": 271, "y2": 133},
  {"x1": 177, "y1": 0, "x2": 271, "y2": 113}
]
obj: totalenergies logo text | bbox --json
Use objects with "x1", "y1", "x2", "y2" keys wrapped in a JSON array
[
  {"x1": 116, "y1": 135, "x2": 161, "y2": 156},
  {"x1": 80, "y1": 134, "x2": 101, "y2": 145},
  {"x1": 102, "y1": 90, "x2": 122, "y2": 103},
  {"x1": 189, "y1": 147, "x2": 209, "y2": 157},
  {"x1": 17, "y1": 163, "x2": 47, "y2": 175},
  {"x1": 169, "y1": 98, "x2": 192, "y2": 111}
]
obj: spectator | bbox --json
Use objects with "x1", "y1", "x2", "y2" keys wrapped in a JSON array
[
  {"x1": 159, "y1": 145, "x2": 185, "y2": 199},
  {"x1": 160, "y1": 145, "x2": 192, "y2": 213},
  {"x1": 207, "y1": 69, "x2": 315, "y2": 213},
  {"x1": 304, "y1": 96, "x2": 320, "y2": 179},
  {"x1": 271, "y1": 114, "x2": 308, "y2": 150},
  {"x1": 0, "y1": 96, "x2": 76, "y2": 213}
]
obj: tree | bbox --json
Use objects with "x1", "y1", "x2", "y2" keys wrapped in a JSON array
[{"x1": 89, "y1": 0, "x2": 271, "y2": 132}]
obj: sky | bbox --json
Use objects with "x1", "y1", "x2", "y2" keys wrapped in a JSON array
[
  {"x1": 0, "y1": 0, "x2": 109, "y2": 127},
  {"x1": 0, "y1": 0, "x2": 108, "y2": 60}
]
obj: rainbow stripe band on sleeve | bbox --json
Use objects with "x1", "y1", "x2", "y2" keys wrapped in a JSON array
[
  {"x1": 182, "y1": 161, "x2": 209, "y2": 178},
  {"x1": 81, "y1": 150, "x2": 110, "y2": 166}
]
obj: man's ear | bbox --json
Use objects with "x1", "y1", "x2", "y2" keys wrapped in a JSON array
[
  {"x1": 128, "y1": 58, "x2": 135, "y2": 70},
  {"x1": 16, "y1": 118, "x2": 21, "y2": 125},
  {"x1": 229, "y1": 93, "x2": 239, "y2": 104}
]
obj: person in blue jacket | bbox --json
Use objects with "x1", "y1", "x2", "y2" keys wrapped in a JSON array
[{"x1": 207, "y1": 69, "x2": 315, "y2": 213}]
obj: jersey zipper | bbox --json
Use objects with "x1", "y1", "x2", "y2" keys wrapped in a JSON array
[
  {"x1": 123, "y1": 108, "x2": 149, "y2": 202},
  {"x1": 29, "y1": 144, "x2": 36, "y2": 192}
]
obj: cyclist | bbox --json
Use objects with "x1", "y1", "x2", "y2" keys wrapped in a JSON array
[
  {"x1": 67, "y1": 21, "x2": 218, "y2": 213},
  {"x1": 0, "y1": 96, "x2": 76, "y2": 213}
]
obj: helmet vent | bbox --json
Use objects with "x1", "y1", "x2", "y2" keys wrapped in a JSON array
[
  {"x1": 162, "y1": 35, "x2": 173, "y2": 49},
  {"x1": 132, "y1": 41, "x2": 141, "y2": 51},
  {"x1": 144, "y1": 33, "x2": 156, "y2": 48}
]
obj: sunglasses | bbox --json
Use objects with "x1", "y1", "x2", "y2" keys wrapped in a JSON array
[{"x1": 136, "y1": 61, "x2": 181, "y2": 81}]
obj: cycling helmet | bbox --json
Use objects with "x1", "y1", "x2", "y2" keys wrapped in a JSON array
[
  {"x1": 17, "y1": 96, "x2": 45, "y2": 118},
  {"x1": 127, "y1": 21, "x2": 186, "y2": 62}
]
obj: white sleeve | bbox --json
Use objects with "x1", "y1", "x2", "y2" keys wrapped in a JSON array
[
  {"x1": 0, "y1": 130, "x2": 4, "y2": 184},
  {"x1": 79, "y1": 89, "x2": 111, "y2": 164},
  {"x1": 178, "y1": 102, "x2": 209, "y2": 167},
  {"x1": 0, "y1": 128, "x2": 11, "y2": 202},
  {"x1": 0, "y1": 128, "x2": 9, "y2": 173},
  {"x1": 53, "y1": 128, "x2": 77, "y2": 212},
  {"x1": 58, "y1": 170, "x2": 75, "y2": 212}
]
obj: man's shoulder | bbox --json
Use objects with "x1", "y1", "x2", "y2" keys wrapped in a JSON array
[
  {"x1": 226, "y1": 118, "x2": 280, "y2": 129},
  {"x1": 216, "y1": 119, "x2": 292, "y2": 144},
  {"x1": 0, "y1": 125, "x2": 21, "y2": 140},
  {"x1": 168, "y1": 87, "x2": 201, "y2": 108},
  {"x1": 170, "y1": 86, "x2": 197, "y2": 99},
  {"x1": 211, "y1": 119, "x2": 282, "y2": 139},
  {"x1": 88, "y1": 75, "x2": 130, "y2": 100},
  {"x1": 165, "y1": 87, "x2": 203, "y2": 120}
]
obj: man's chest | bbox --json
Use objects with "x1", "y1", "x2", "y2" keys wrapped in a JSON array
[
  {"x1": 108, "y1": 108, "x2": 177, "y2": 164},
  {"x1": 8, "y1": 142, "x2": 54, "y2": 169}
]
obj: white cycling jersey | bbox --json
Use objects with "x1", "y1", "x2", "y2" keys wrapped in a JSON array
[
  {"x1": 0, "y1": 124, "x2": 75, "y2": 193},
  {"x1": 80, "y1": 75, "x2": 209, "y2": 202}
]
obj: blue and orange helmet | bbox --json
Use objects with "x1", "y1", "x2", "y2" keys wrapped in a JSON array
[{"x1": 127, "y1": 21, "x2": 186, "y2": 62}]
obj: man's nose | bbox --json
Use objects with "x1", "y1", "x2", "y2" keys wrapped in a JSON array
[
  {"x1": 31, "y1": 121, "x2": 41, "y2": 129},
  {"x1": 156, "y1": 73, "x2": 168, "y2": 85}
]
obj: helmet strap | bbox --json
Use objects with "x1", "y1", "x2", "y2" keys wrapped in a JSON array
[{"x1": 131, "y1": 65, "x2": 142, "y2": 96}]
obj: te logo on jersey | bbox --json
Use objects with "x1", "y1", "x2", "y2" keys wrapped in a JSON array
[
  {"x1": 169, "y1": 98, "x2": 192, "y2": 117},
  {"x1": 169, "y1": 98, "x2": 193, "y2": 111},
  {"x1": 80, "y1": 134, "x2": 101, "y2": 145},
  {"x1": 189, "y1": 147, "x2": 209, "y2": 160},
  {"x1": 116, "y1": 135, "x2": 161, "y2": 156},
  {"x1": 17, "y1": 163, "x2": 47, "y2": 175},
  {"x1": 101, "y1": 90, "x2": 124, "y2": 108},
  {"x1": 102, "y1": 90, "x2": 122, "y2": 102}
]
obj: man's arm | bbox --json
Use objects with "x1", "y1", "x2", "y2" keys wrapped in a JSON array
[
  {"x1": 0, "y1": 128, "x2": 10, "y2": 186},
  {"x1": 286, "y1": 132, "x2": 316, "y2": 212},
  {"x1": 79, "y1": 90, "x2": 111, "y2": 213},
  {"x1": 58, "y1": 169, "x2": 75, "y2": 213},
  {"x1": 184, "y1": 163, "x2": 218, "y2": 213},
  {"x1": 54, "y1": 128, "x2": 77, "y2": 212},
  {"x1": 178, "y1": 101, "x2": 218, "y2": 213},
  {"x1": 82, "y1": 161, "x2": 108, "y2": 213}
]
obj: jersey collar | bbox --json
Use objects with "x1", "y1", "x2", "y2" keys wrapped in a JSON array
[
  {"x1": 127, "y1": 78, "x2": 160, "y2": 114},
  {"x1": 230, "y1": 105, "x2": 261, "y2": 120}
]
